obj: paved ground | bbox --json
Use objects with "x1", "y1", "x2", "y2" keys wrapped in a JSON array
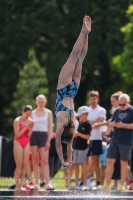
[{"x1": 0, "y1": 190, "x2": 133, "y2": 200}]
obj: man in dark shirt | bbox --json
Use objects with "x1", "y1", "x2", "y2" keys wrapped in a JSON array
[
  {"x1": 105, "y1": 94, "x2": 133, "y2": 191},
  {"x1": 73, "y1": 106, "x2": 92, "y2": 190}
]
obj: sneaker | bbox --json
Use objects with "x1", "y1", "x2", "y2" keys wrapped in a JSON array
[
  {"x1": 21, "y1": 187, "x2": 27, "y2": 191},
  {"x1": 30, "y1": 184, "x2": 40, "y2": 190},
  {"x1": 23, "y1": 184, "x2": 30, "y2": 190},
  {"x1": 129, "y1": 177, "x2": 133, "y2": 190},
  {"x1": 45, "y1": 183, "x2": 54, "y2": 190},
  {"x1": 29, "y1": 181, "x2": 34, "y2": 187},
  {"x1": 40, "y1": 181, "x2": 45, "y2": 187},
  {"x1": 91, "y1": 186, "x2": 98, "y2": 191},
  {"x1": 79, "y1": 181, "x2": 83, "y2": 186},
  {"x1": 118, "y1": 183, "x2": 125, "y2": 191},
  {"x1": 97, "y1": 185, "x2": 104, "y2": 190},
  {"x1": 90, "y1": 180, "x2": 96, "y2": 187},
  {"x1": 111, "y1": 185, "x2": 117, "y2": 191},
  {"x1": 128, "y1": 181, "x2": 133, "y2": 190},
  {"x1": 81, "y1": 185, "x2": 88, "y2": 191},
  {"x1": 8, "y1": 184, "x2": 16, "y2": 190},
  {"x1": 101, "y1": 184, "x2": 111, "y2": 193}
]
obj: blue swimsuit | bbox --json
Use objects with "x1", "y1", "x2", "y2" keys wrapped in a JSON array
[{"x1": 55, "y1": 81, "x2": 79, "y2": 119}]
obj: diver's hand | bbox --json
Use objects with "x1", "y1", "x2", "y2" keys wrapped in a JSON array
[{"x1": 62, "y1": 162, "x2": 72, "y2": 169}]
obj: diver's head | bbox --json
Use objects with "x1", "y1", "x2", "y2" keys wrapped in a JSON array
[{"x1": 61, "y1": 122, "x2": 75, "y2": 143}]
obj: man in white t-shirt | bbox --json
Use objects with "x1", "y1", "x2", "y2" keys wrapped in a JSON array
[{"x1": 87, "y1": 91, "x2": 106, "y2": 187}]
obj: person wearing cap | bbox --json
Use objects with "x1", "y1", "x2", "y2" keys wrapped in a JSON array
[{"x1": 72, "y1": 106, "x2": 92, "y2": 190}]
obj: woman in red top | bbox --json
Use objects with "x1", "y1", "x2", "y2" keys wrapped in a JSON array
[{"x1": 13, "y1": 105, "x2": 34, "y2": 190}]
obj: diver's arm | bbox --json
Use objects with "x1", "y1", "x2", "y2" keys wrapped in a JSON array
[
  {"x1": 55, "y1": 126, "x2": 65, "y2": 165},
  {"x1": 56, "y1": 124, "x2": 72, "y2": 168},
  {"x1": 67, "y1": 138, "x2": 73, "y2": 163}
]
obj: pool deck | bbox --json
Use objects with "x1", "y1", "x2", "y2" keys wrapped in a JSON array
[{"x1": 0, "y1": 190, "x2": 133, "y2": 200}]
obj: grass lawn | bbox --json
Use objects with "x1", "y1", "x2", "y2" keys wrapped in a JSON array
[{"x1": 0, "y1": 168, "x2": 67, "y2": 190}]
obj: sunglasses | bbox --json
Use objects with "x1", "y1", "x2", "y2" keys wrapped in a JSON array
[{"x1": 119, "y1": 103, "x2": 126, "y2": 107}]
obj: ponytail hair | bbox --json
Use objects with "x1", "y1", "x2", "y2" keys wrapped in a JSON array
[{"x1": 22, "y1": 105, "x2": 32, "y2": 112}]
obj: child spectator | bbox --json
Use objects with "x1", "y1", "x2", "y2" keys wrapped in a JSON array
[{"x1": 73, "y1": 106, "x2": 91, "y2": 190}]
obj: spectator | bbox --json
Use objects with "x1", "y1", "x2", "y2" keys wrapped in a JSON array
[
  {"x1": 87, "y1": 91, "x2": 106, "y2": 188},
  {"x1": 92, "y1": 91, "x2": 123, "y2": 189},
  {"x1": 110, "y1": 91, "x2": 123, "y2": 189},
  {"x1": 30, "y1": 94, "x2": 54, "y2": 190},
  {"x1": 13, "y1": 105, "x2": 33, "y2": 191},
  {"x1": 73, "y1": 106, "x2": 91, "y2": 190},
  {"x1": 105, "y1": 93, "x2": 133, "y2": 191}
]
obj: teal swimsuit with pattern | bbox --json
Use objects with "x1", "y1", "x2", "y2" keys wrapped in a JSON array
[{"x1": 55, "y1": 81, "x2": 79, "y2": 119}]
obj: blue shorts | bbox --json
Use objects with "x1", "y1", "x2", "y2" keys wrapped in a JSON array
[
  {"x1": 107, "y1": 142, "x2": 132, "y2": 161},
  {"x1": 87, "y1": 140, "x2": 103, "y2": 156},
  {"x1": 100, "y1": 146, "x2": 108, "y2": 166}
]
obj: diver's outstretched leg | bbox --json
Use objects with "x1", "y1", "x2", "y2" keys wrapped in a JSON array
[
  {"x1": 57, "y1": 16, "x2": 91, "y2": 89},
  {"x1": 72, "y1": 34, "x2": 88, "y2": 84}
]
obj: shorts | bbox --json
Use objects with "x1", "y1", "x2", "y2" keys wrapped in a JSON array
[
  {"x1": 73, "y1": 148, "x2": 88, "y2": 164},
  {"x1": 30, "y1": 131, "x2": 48, "y2": 148},
  {"x1": 100, "y1": 146, "x2": 108, "y2": 166},
  {"x1": 87, "y1": 140, "x2": 103, "y2": 156},
  {"x1": 107, "y1": 142, "x2": 132, "y2": 161}
]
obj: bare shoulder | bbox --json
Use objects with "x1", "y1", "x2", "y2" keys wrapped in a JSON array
[
  {"x1": 13, "y1": 116, "x2": 20, "y2": 126},
  {"x1": 14, "y1": 116, "x2": 20, "y2": 123}
]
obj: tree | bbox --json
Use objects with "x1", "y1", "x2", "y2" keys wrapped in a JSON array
[
  {"x1": 113, "y1": 5, "x2": 133, "y2": 99},
  {"x1": 42, "y1": 0, "x2": 132, "y2": 115},
  {"x1": 0, "y1": 0, "x2": 132, "y2": 136},
  {"x1": 8, "y1": 49, "x2": 48, "y2": 137},
  {"x1": 13, "y1": 49, "x2": 48, "y2": 112}
]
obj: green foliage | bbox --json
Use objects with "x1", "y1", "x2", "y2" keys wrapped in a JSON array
[
  {"x1": 12, "y1": 49, "x2": 48, "y2": 115},
  {"x1": 0, "y1": 0, "x2": 133, "y2": 136},
  {"x1": 112, "y1": 5, "x2": 133, "y2": 99}
]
